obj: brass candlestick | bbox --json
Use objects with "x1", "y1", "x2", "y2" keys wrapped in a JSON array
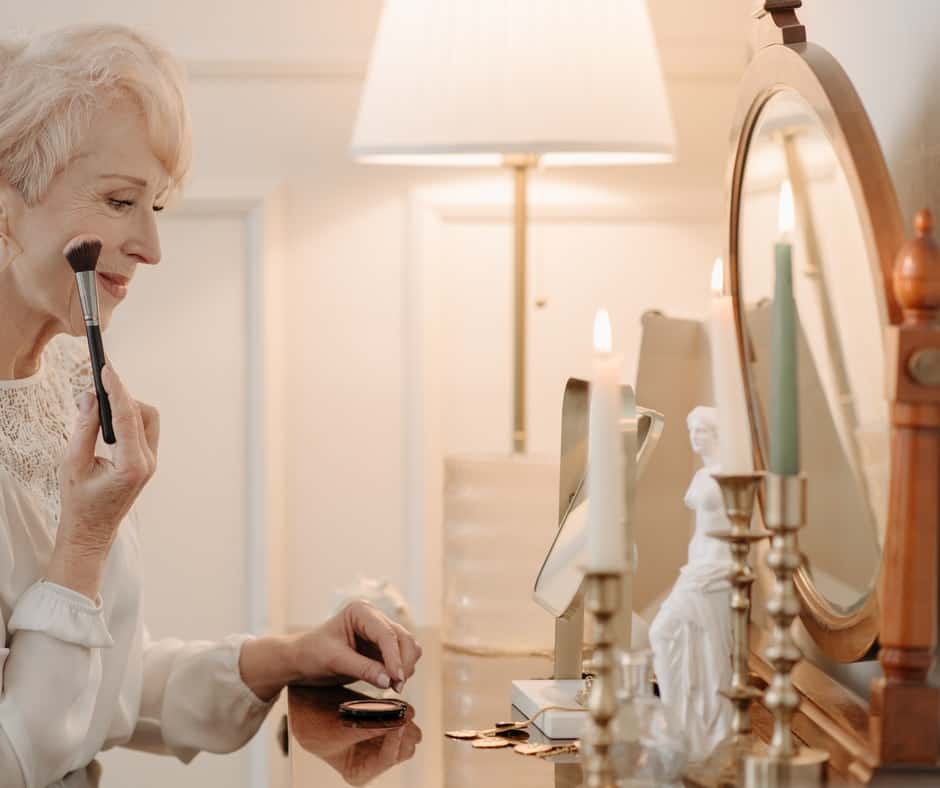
[
  {"x1": 744, "y1": 473, "x2": 828, "y2": 786},
  {"x1": 583, "y1": 571, "x2": 622, "y2": 788},
  {"x1": 711, "y1": 473, "x2": 767, "y2": 742},
  {"x1": 687, "y1": 472, "x2": 767, "y2": 788}
]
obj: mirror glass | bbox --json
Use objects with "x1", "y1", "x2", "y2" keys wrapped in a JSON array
[{"x1": 737, "y1": 89, "x2": 886, "y2": 614}]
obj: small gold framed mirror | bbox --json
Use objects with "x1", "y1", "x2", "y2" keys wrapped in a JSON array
[{"x1": 727, "y1": 12, "x2": 905, "y2": 663}]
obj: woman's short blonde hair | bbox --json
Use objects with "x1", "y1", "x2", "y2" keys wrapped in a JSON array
[{"x1": 0, "y1": 24, "x2": 191, "y2": 205}]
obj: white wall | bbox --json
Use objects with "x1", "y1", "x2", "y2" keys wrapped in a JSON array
[
  {"x1": 284, "y1": 4, "x2": 751, "y2": 628},
  {"x1": 801, "y1": 1, "x2": 940, "y2": 226}
]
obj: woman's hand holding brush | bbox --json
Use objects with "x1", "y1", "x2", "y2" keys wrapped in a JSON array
[{"x1": 46, "y1": 365, "x2": 160, "y2": 600}]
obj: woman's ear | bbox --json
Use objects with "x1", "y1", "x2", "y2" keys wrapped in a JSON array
[
  {"x1": 0, "y1": 184, "x2": 10, "y2": 238},
  {"x1": 0, "y1": 176, "x2": 17, "y2": 233},
  {"x1": 0, "y1": 177, "x2": 25, "y2": 256}
]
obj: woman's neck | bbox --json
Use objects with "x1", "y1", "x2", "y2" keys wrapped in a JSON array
[{"x1": 0, "y1": 268, "x2": 59, "y2": 380}]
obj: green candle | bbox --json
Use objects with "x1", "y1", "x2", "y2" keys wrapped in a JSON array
[{"x1": 770, "y1": 240, "x2": 799, "y2": 474}]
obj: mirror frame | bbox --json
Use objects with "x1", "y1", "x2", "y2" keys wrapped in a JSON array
[{"x1": 727, "y1": 40, "x2": 905, "y2": 662}]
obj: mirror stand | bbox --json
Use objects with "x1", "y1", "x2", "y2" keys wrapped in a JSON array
[
  {"x1": 551, "y1": 380, "x2": 639, "y2": 680},
  {"x1": 512, "y1": 379, "x2": 654, "y2": 739}
]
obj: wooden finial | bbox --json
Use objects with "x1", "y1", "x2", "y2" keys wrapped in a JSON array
[
  {"x1": 894, "y1": 209, "x2": 940, "y2": 324},
  {"x1": 753, "y1": 0, "x2": 802, "y2": 15},
  {"x1": 753, "y1": 0, "x2": 806, "y2": 46},
  {"x1": 915, "y1": 208, "x2": 934, "y2": 236}
]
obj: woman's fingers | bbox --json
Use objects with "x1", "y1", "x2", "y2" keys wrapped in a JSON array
[
  {"x1": 332, "y1": 649, "x2": 394, "y2": 690},
  {"x1": 101, "y1": 365, "x2": 147, "y2": 483},
  {"x1": 349, "y1": 603, "x2": 405, "y2": 689},
  {"x1": 392, "y1": 623, "x2": 422, "y2": 682},
  {"x1": 136, "y1": 400, "x2": 160, "y2": 473},
  {"x1": 65, "y1": 391, "x2": 101, "y2": 472},
  {"x1": 376, "y1": 725, "x2": 406, "y2": 772}
]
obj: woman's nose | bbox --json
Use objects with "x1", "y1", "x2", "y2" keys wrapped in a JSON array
[{"x1": 123, "y1": 211, "x2": 162, "y2": 265}]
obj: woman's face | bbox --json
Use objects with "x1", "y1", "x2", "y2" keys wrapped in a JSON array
[{"x1": 0, "y1": 96, "x2": 168, "y2": 334}]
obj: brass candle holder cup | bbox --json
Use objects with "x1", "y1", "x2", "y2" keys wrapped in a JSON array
[
  {"x1": 687, "y1": 472, "x2": 768, "y2": 787},
  {"x1": 582, "y1": 570, "x2": 622, "y2": 788},
  {"x1": 743, "y1": 473, "x2": 828, "y2": 786}
]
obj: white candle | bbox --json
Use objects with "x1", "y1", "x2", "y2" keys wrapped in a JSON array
[
  {"x1": 708, "y1": 258, "x2": 754, "y2": 473},
  {"x1": 587, "y1": 309, "x2": 626, "y2": 572}
]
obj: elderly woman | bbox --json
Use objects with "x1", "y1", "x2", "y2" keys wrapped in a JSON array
[{"x1": 0, "y1": 24, "x2": 421, "y2": 787}]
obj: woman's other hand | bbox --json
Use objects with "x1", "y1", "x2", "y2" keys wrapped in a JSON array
[
  {"x1": 238, "y1": 602, "x2": 423, "y2": 701},
  {"x1": 48, "y1": 364, "x2": 159, "y2": 598}
]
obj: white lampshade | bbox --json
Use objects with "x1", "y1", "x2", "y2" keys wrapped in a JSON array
[{"x1": 350, "y1": 0, "x2": 677, "y2": 166}]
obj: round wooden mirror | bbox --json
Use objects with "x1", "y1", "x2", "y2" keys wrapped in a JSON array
[{"x1": 728, "y1": 38, "x2": 905, "y2": 661}]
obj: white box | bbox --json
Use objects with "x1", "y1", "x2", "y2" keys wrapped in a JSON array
[{"x1": 510, "y1": 679, "x2": 589, "y2": 740}]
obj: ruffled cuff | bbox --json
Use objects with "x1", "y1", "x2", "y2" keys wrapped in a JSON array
[
  {"x1": 222, "y1": 634, "x2": 281, "y2": 710},
  {"x1": 8, "y1": 580, "x2": 114, "y2": 648}
]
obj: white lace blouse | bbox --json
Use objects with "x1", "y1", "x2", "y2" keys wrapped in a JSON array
[{"x1": 0, "y1": 334, "x2": 276, "y2": 788}]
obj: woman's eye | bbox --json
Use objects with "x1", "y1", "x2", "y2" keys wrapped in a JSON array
[{"x1": 108, "y1": 198, "x2": 135, "y2": 211}]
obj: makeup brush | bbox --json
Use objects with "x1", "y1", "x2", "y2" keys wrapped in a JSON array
[{"x1": 63, "y1": 235, "x2": 115, "y2": 445}]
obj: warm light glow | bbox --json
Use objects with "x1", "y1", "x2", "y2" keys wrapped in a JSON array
[
  {"x1": 356, "y1": 153, "x2": 504, "y2": 166},
  {"x1": 778, "y1": 180, "x2": 795, "y2": 235},
  {"x1": 593, "y1": 309, "x2": 613, "y2": 353},
  {"x1": 541, "y1": 151, "x2": 673, "y2": 167},
  {"x1": 711, "y1": 257, "x2": 725, "y2": 296},
  {"x1": 354, "y1": 151, "x2": 674, "y2": 167}
]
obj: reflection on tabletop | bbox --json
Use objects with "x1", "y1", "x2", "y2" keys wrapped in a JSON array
[{"x1": 289, "y1": 686, "x2": 422, "y2": 787}]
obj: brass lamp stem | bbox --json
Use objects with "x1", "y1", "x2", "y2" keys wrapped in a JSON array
[
  {"x1": 513, "y1": 162, "x2": 528, "y2": 454},
  {"x1": 508, "y1": 154, "x2": 539, "y2": 454}
]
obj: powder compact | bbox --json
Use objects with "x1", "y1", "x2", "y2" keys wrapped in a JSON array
[{"x1": 338, "y1": 699, "x2": 408, "y2": 720}]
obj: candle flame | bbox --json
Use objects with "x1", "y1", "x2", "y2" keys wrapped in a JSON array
[
  {"x1": 778, "y1": 180, "x2": 795, "y2": 234},
  {"x1": 593, "y1": 309, "x2": 612, "y2": 353},
  {"x1": 711, "y1": 257, "x2": 724, "y2": 295}
]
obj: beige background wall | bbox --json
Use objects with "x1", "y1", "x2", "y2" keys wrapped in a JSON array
[
  {"x1": 8, "y1": 2, "x2": 940, "y2": 787},
  {"x1": 801, "y1": 1, "x2": 940, "y2": 225}
]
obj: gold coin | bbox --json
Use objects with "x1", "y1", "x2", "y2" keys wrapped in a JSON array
[
  {"x1": 514, "y1": 743, "x2": 555, "y2": 756},
  {"x1": 445, "y1": 730, "x2": 480, "y2": 740},
  {"x1": 472, "y1": 737, "x2": 513, "y2": 749}
]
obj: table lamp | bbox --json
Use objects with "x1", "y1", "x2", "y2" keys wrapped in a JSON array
[{"x1": 350, "y1": 0, "x2": 677, "y2": 453}]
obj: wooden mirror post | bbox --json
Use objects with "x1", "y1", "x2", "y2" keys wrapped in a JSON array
[{"x1": 871, "y1": 210, "x2": 940, "y2": 766}]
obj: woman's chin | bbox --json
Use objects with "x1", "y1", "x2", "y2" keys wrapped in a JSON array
[{"x1": 97, "y1": 306, "x2": 117, "y2": 332}]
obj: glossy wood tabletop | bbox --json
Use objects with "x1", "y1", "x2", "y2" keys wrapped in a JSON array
[{"x1": 287, "y1": 630, "x2": 583, "y2": 788}]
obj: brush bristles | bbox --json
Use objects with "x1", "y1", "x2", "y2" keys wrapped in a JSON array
[{"x1": 63, "y1": 236, "x2": 103, "y2": 273}]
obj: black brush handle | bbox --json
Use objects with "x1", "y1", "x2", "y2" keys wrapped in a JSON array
[{"x1": 84, "y1": 324, "x2": 115, "y2": 445}]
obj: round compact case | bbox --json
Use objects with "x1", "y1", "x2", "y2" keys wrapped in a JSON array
[{"x1": 338, "y1": 699, "x2": 408, "y2": 720}]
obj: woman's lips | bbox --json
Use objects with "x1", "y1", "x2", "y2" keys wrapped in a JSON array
[{"x1": 97, "y1": 272, "x2": 128, "y2": 300}]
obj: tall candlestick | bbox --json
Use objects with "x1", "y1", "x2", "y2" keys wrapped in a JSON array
[
  {"x1": 770, "y1": 180, "x2": 800, "y2": 475},
  {"x1": 587, "y1": 309, "x2": 625, "y2": 572},
  {"x1": 708, "y1": 258, "x2": 754, "y2": 473}
]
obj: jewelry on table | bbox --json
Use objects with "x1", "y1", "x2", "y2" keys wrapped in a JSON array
[{"x1": 445, "y1": 702, "x2": 584, "y2": 758}]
